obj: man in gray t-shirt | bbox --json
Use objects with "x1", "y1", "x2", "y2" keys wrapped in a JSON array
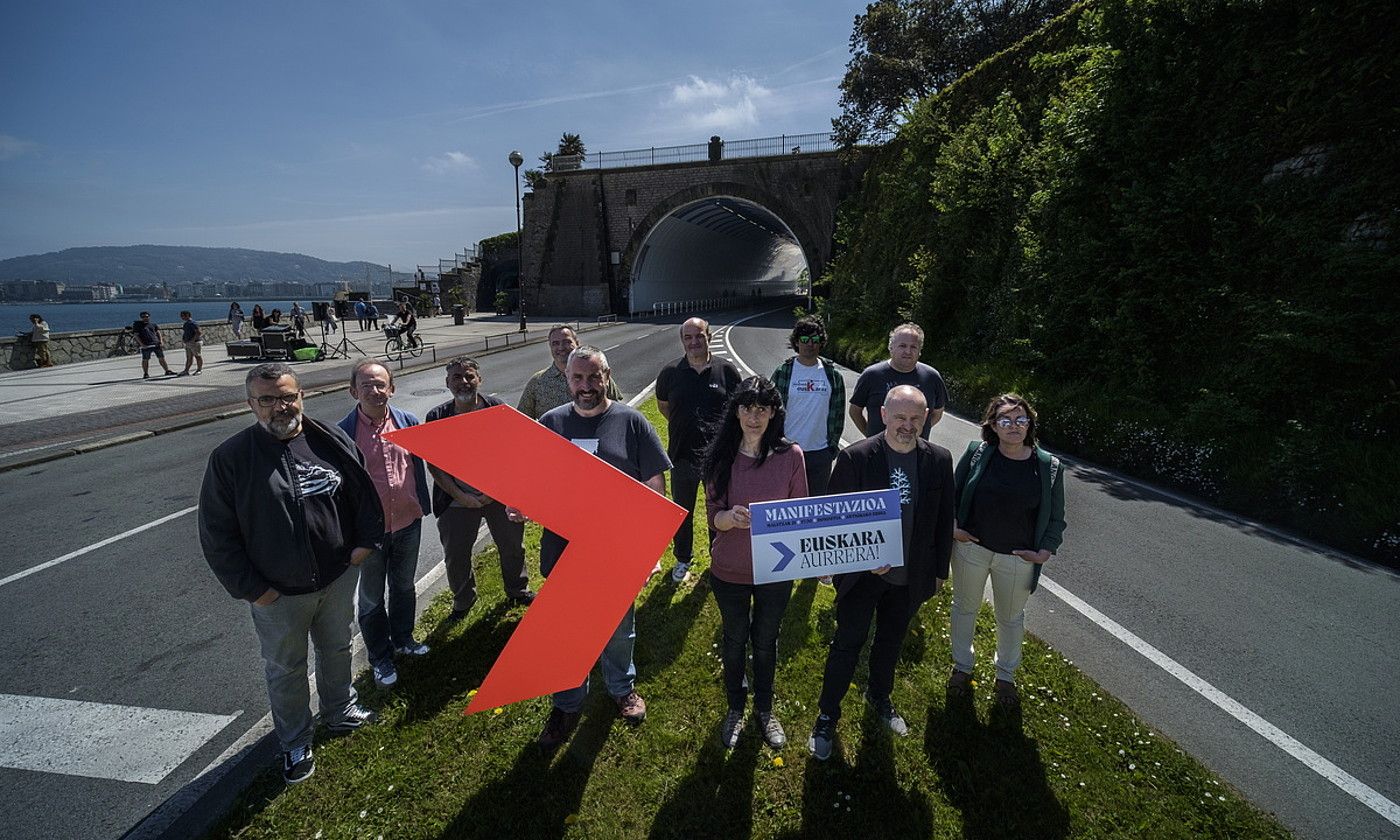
[
  {"x1": 849, "y1": 322, "x2": 949, "y2": 439},
  {"x1": 533, "y1": 346, "x2": 671, "y2": 753}
]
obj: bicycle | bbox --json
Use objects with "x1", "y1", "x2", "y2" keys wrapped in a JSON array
[{"x1": 383, "y1": 325, "x2": 423, "y2": 361}]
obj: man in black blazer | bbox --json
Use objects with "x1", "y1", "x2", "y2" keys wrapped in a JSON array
[{"x1": 808, "y1": 385, "x2": 954, "y2": 760}]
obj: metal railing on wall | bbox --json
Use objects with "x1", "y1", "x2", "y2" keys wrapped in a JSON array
[{"x1": 548, "y1": 132, "x2": 837, "y2": 173}]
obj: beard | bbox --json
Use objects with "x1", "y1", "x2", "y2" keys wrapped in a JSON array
[
  {"x1": 451, "y1": 386, "x2": 478, "y2": 405},
  {"x1": 265, "y1": 411, "x2": 303, "y2": 440},
  {"x1": 572, "y1": 389, "x2": 603, "y2": 410}
]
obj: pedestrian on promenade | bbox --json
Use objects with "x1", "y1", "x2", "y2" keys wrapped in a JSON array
[
  {"x1": 948, "y1": 394, "x2": 1066, "y2": 708},
  {"x1": 132, "y1": 311, "x2": 175, "y2": 379},
  {"x1": 28, "y1": 313, "x2": 53, "y2": 368},
  {"x1": 530, "y1": 346, "x2": 670, "y2": 751},
  {"x1": 702, "y1": 376, "x2": 807, "y2": 750},
  {"x1": 326, "y1": 302, "x2": 340, "y2": 333},
  {"x1": 228, "y1": 302, "x2": 245, "y2": 339},
  {"x1": 808, "y1": 385, "x2": 954, "y2": 760},
  {"x1": 517, "y1": 324, "x2": 621, "y2": 419},
  {"x1": 269, "y1": 308, "x2": 284, "y2": 325},
  {"x1": 179, "y1": 311, "x2": 203, "y2": 376},
  {"x1": 251, "y1": 304, "x2": 267, "y2": 333},
  {"x1": 291, "y1": 302, "x2": 307, "y2": 338},
  {"x1": 366, "y1": 302, "x2": 380, "y2": 331},
  {"x1": 849, "y1": 323, "x2": 949, "y2": 439},
  {"x1": 770, "y1": 316, "x2": 845, "y2": 496},
  {"x1": 336, "y1": 360, "x2": 433, "y2": 690},
  {"x1": 354, "y1": 299, "x2": 368, "y2": 331},
  {"x1": 424, "y1": 356, "x2": 535, "y2": 624},
  {"x1": 198, "y1": 362, "x2": 383, "y2": 784},
  {"x1": 656, "y1": 317, "x2": 742, "y2": 582}
]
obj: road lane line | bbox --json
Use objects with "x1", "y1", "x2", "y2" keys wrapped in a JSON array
[
  {"x1": 0, "y1": 694, "x2": 238, "y2": 785},
  {"x1": 721, "y1": 310, "x2": 1400, "y2": 827},
  {"x1": 0, "y1": 504, "x2": 199, "y2": 590},
  {"x1": 1039, "y1": 577, "x2": 1400, "y2": 826}
]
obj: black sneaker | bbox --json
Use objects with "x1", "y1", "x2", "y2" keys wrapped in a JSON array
[
  {"x1": 510, "y1": 590, "x2": 536, "y2": 606},
  {"x1": 808, "y1": 714, "x2": 836, "y2": 760},
  {"x1": 326, "y1": 704, "x2": 377, "y2": 732},
  {"x1": 282, "y1": 745, "x2": 314, "y2": 784},
  {"x1": 536, "y1": 707, "x2": 581, "y2": 751},
  {"x1": 867, "y1": 695, "x2": 909, "y2": 737}
]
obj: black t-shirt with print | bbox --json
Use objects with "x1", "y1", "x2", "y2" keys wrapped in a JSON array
[{"x1": 285, "y1": 431, "x2": 353, "y2": 583}]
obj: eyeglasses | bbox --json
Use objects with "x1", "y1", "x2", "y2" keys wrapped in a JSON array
[
  {"x1": 995, "y1": 416, "x2": 1031, "y2": 429},
  {"x1": 797, "y1": 335, "x2": 824, "y2": 344},
  {"x1": 253, "y1": 393, "x2": 301, "y2": 408}
]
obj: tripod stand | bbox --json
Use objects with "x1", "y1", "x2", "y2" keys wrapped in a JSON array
[{"x1": 317, "y1": 316, "x2": 367, "y2": 360}]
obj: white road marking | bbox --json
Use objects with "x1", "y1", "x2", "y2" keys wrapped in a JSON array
[
  {"x1": 0, "y1": 694, "x2": 238, "y2": 785},
  {"x1": 1039, "y1": 578, "x2": 1400, "y2": 827},
  {"x1": 0, "y1": 505, "x2": 199, "y2": 590},
  {"x1": 722, "y1": 309, "x2": 1400, "y2": 828}
]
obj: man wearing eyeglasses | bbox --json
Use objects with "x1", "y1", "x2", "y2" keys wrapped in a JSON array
[
  {"x1": 770, "y1": 316, "x2": 846, "y2": 496},
  {"x1": 199, "y1": 363, "x2": 385, "y2": 785},
  {"x1": 336, "y1": 360, "x2": 434, "y2": 691},
  {"x1": 849, "y1": 323, "x2": 949, "y2": 440}
]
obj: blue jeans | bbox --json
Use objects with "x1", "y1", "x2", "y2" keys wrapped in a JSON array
[
  {"x1": 357, "y1": 519, "x2": 422, "y2": 667},
  {"x1": 552, "y1": 605, "x2": 637, "y2": 713},
  {"x1": 709, "y1": 572, "x2": 792, "y2": 713}
]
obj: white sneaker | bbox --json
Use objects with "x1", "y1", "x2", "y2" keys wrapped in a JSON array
[
  {"x1": 395, "y1": 641, "x2": 430, "y2": 657},
  {"x1": 671, "y1": 561, "x2": 691, "y2": 583},
  {"x1": 372, "y1": 661, "x2": 398, "y2": 689}
]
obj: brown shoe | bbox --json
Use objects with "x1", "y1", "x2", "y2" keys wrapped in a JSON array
[
  {"x1": 947, "y1": 669, "x2": 972, "y2": 694},
  {"x1": 536, "y1": 707, "x2": 581, "y2": 751},
  {"x1": 994, "y1": 679, "x2": 1020, "y2": 708},
  {"x1": 613, "y1": 690, "x2": 647, "y2": 724}
]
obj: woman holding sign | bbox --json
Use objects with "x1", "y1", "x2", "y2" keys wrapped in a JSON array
[
  {"x1": 704, "y1": 377, "x2": 808, "y2": 750},
  {"x1": 949, "y1": 393, "x2": 1067, "y2": 708}
]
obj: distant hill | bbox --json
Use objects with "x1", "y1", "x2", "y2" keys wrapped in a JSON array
[{"x1": 0, "y1": 245, "x2": 415, "y2": 286}]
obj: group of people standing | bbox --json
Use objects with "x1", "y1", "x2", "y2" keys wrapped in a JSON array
[{"x1": 197, "y1": 315, "x2": 1065, "y2": 786}]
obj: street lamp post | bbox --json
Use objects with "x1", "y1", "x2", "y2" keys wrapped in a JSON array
[{"x1": 509, "y1": 149, "x2": 526, "y2": 332}]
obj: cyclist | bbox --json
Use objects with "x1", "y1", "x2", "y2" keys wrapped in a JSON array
[{"x1": 390, "y1": 302, "x2": 419, "y2": 348}]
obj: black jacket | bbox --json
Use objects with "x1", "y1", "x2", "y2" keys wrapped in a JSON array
[
  {"x1": 199, "y1": 417, "x2": 384, "y2": 601},
  {"x1": 827, "y1": 432, "x2": 954, "y2": 608}
]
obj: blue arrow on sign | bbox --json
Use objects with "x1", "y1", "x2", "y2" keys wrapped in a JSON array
[{"x1": 770, "y1": 541, "x2": 796, "y2": 573}]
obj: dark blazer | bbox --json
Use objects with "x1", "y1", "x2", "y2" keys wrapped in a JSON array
[{"x1": 827, "y1": 432, "x2": 955, "y2": 608}]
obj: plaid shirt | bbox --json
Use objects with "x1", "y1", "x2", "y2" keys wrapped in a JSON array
[{"x1": 770, "y1": 355, "x2": 846, "y2": 451}]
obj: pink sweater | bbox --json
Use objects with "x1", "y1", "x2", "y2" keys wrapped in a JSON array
[{"x1": 706, "y1": 445, "x2": 808, "y2": 584}]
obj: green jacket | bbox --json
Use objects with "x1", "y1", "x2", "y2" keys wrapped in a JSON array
[
  {"x1": 770, "y1": 355, "x2": 846, "y2": 451},
  {"x1": 953, "y1": 440, "x2": 1066, "y2": 592}
]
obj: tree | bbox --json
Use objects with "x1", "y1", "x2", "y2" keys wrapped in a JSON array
[
  {"x1": 833, "y1": 0, "x2": 1070, "y2": 147},
  {"x1": 537, "y1": 132, "x2": 588, "y2": 170}
]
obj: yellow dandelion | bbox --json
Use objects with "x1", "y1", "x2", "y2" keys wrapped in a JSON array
[
  {"x1": 493, "y1": 707, "x2": 504, "y2": 715},
  {"x1": 772, "y1": 756, "x2": 785, "y2": 768}
]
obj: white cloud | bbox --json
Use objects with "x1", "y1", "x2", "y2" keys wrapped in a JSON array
[
  {"x1": 666, "y1": 75, "x2": 773, "y2": 133},
  {"x1": 0, "y1": 134, "x2": 38, "y2": 161},
  {"x1": 421, "y1": 151, "x2": 478, "y2": 175}
]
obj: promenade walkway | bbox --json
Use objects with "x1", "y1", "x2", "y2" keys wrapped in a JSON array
[{"x1": 0, "y1": 312, "x2": 618, "y2": 472}]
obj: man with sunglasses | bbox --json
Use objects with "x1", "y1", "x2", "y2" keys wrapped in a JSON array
[
  {"x1": 770, "y1": 316, "x2": 846, "y2": 496},
  {"x1": 199, "y1": 363, "x2": 384, "y2": 785}
]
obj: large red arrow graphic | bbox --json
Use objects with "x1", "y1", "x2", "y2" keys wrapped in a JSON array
[{"x1": 385, "y1": 404, "x2": 685, "y2": 714}]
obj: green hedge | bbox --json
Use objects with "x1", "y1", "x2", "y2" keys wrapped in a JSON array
[{"x1": 825, "y1": 0, "x2": 1400, "y2": 563}]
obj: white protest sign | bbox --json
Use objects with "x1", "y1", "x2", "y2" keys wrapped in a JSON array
[{"x1": 749, "y1": 489, "x2": 903, "y2": 585}]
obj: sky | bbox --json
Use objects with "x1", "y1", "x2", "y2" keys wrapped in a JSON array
[{"x1": 0, "y1": 0, "x2": 863, "y2": 272}]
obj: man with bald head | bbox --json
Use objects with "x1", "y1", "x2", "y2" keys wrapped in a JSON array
[
  {"x1": 808, "y1": 385, "x2": 954, "y2": 760},
  {"x1": 655, "y1": 317, "x2": 741, "y2": 582}
]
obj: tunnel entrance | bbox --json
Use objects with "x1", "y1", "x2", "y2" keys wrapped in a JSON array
[{"x1": 628, "y1": 196, "x2": 808, "y2": 314}]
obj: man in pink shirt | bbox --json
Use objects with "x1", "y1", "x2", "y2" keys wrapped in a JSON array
[{"x1": 337, "y1": 360, "x2": 434, "y2": 689}]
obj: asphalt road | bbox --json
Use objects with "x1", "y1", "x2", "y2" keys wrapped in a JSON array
[{"x1": 2, "y1": 309, "x2": 1396, "y2": 839}]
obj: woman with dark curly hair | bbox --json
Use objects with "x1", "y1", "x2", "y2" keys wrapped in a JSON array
[
  {"x1": 703, "y1": 377, "x2": 808, "y2": 750},
  {"x1": 948, "y1": 393, "x2": 1067, "y2": 707}
]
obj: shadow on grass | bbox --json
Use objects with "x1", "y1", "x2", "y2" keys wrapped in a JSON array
[
  {"x1": 648, "y1": 724, "x2": 762, "y2": 839},
  {"x1": 925, "y1": 688, "x2": 1069, "y2": 839},
  {"x1": 391, "y1": 601, "x2": 521, "y2": 725},
  {"x1": 634, "y1": 574, "x2": 711, "y2": 673},
  {"x1": 778, "y1": 578, "x2": 820, "y2": 659},
  {"x1": 443, "y1": 701, "x2": 613, "y2": 839}
]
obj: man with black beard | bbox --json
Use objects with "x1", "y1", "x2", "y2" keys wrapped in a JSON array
[
  {"x1": 199, "y1": 363, "x2": 384, "y2": 784},
  {"x1": 424, "y1": 356, "x2": 535, "y2": 625},
  {"x1": 530, "y1": 346, "x2": 671, "y2": 751}
]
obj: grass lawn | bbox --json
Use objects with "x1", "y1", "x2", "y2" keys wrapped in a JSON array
[{"x1": 209, "y1": 399, "x2": 1288, "y2": 839}]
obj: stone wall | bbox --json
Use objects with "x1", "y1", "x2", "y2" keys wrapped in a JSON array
[
  {"x1": 3, "y1": 319, "x2": 240, "y2": 370},
  {"x1": 520, "y1": 150, "x2": 871, "y2": 316}
]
